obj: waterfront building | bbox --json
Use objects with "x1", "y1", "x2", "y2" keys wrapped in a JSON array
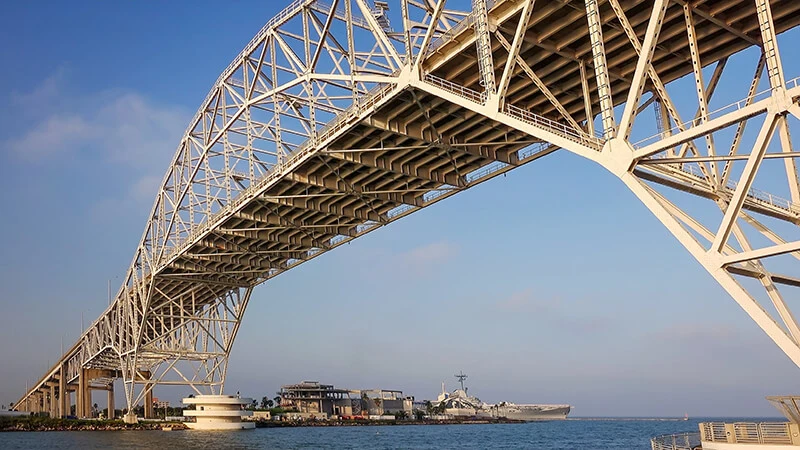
[
  {"x1": 278, "y1": 381, "x2": 355, "y2": 417},
  {"x1": 355, "y1": 389, "x2": 413, "y2": 417},
  {"x1": 278, "y1": 381, "x2": 414, "y2": 418}
]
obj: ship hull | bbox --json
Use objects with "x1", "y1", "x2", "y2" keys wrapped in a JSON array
[{"x1": 494, "y1": 405, "x2": 570, "y2": 421}]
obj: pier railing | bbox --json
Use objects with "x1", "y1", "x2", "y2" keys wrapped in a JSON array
[
  {"x1": 650, "y1": 432, "x2": 701, "y2": 450},
  {"x1": 699, "y1": 422, "x2": 800, "y2": 445}
]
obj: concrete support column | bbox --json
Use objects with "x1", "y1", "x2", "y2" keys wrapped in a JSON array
[
  {"x1": 69, "y1": 389, "x2": 75, "y2": 417},
  {"x1": 43, "y1": 392, "x2": 49, "y2": 414},
  {"x1": 85, "y1": 386, "x2": 93, "y2": 418},
  {"x1": 144, "y1": 387, "x2": 154, "y2": 419},
  {"x1": 77, "y1": 369, "x2": 85, "y2": 418},
  {"x1": 50, "y1": 384, "x2": 57, "y2": 417},
  {"x1": 107, "y1": 383, "x2": 115, "y2": 419},
  {"x1": 42, "y1": 390, "x2": 49, "y2": 416},
  {"x1": 58, "y1": 364, "x2": 68, "y2": 418}
]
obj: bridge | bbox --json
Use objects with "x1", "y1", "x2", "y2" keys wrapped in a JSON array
[{"x1": 13, "y1": 0, "x2": 800, "y2": 420}]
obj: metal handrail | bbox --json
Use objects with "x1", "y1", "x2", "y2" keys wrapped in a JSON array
[
  {"x1": 424, "y1": 73, "x2": 487, "y2": 104},
  {"x1": 676, "y1": 162, "x2": 799, "y2": 214},
  {"x1": 633, "y1": 74, "x2": 800, "y2": 149},
  {"x1": 422, "y1": 73, "x2": 603, "y2": 150},
  {"x1": 701, "y1": 422, "x2": 794, "y2": 445},
  {"x1": 650, "y1": 432, "x2": 701, "y2": 450},
  {"x1": 504, "y1": 103, "x2": 604, "y2": 148}
]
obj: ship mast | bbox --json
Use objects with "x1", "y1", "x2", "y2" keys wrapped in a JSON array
[{"x1": 454, "y1": 371, "x2": 468, "y2": 392}]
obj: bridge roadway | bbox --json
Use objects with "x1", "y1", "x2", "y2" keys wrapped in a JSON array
[{"x1": 14, "y1": 0, "x2": 800, "y2": 419}]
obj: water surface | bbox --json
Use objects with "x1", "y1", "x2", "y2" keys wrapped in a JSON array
[{"x1": 0, "y1": 418, "x2": 760, "y2": 449}]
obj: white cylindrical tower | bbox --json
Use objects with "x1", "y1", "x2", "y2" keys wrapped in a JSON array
[{"x1": 182, "y1": 395, "x2": 255, "y2": 430}]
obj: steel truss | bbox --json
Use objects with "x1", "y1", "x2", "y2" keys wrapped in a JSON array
[{"x1": 15, "y1": 0, "x2": 800, "y2": 415}]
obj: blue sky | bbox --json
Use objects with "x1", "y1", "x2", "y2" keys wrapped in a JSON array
[{"x1": 0, "y1": 1, "x2": 799, "y2": 417}]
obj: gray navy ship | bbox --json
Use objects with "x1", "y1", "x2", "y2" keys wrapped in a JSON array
[{"x1": 434, "y1": 372, "x2": 570, "y2": 421}]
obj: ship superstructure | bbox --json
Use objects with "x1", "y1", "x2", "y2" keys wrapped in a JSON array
[{"x1": 433, "y1": 372, "x2": 570, "y2": 421}]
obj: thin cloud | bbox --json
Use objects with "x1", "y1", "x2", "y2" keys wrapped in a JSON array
[
  {"x1": 6, "y1": 91, "x2": 185, "y2": 167},
  {"x1": 7, "y1": 115, "x2": 93, "y2": 160},
  {"x1": 5, "y1": 72, "x2": 189, "y2": 219},
  {"x1": 496, "y1": 289, "x2": 554, "y2": 312},
  {"x1": 399, "y1": 241, "x2": 459, "y2": 274},
  {"x1": 10, "y1": 68, "x2": 68, "y2": 113}
]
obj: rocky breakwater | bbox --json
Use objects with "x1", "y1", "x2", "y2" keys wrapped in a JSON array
[{"x1": 0, "y1": 417, "x2": 188, "y2": 432}]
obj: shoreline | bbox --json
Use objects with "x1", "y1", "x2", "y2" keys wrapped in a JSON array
[
  {"x1": 4, "y1": 415, "x2": 744, "y2": 431},
  {"x1": 0, "y1": 416, "x2": 530, "y2": 432},
  {"x1": 0, "y1": 417, "x2": 187, "y2": 432},
  {"x1": 254, "y1": 418, "x2": 527, "y2": 428}
]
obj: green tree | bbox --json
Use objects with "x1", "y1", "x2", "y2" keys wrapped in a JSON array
[
  {"x1": 413, "y1": 409, "x2": 425, "y2": 420},
  {"x1": 423, "y1": 400, "x2": 433, "y2": 415},
  {"x1": 267, "y1": 399, "x2": 274, "y2": 408},
  {"x1": 184, "y1": 394, "x2": 196, "y2": 410},
  {"x1": 261, "y1": 396, "x2": 269, "y2": 409},
  {"x1": 273, "y1": 396, "x2": 281, "y2": 406}
]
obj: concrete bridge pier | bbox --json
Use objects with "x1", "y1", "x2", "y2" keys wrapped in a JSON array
[
  {"x1": 76, "y1": 369, "x2": 86, "y2": 418},
  {"x1": 107, "y1": 383, "x2": 115, "y2": 419},
  {"x1": 58, "y1": 364, "x2": 68, "y2": 418},
  {"x1": 49, "y1": 383, "x2": 56, "y2": 417},
  {"x1": 84, "y1": 384, "x2": 93, "y2": 418},
  {"x1": 144, "y1": 384, "x2": 154, "y2": 419}
]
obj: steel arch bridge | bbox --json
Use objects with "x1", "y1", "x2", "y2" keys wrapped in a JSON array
[{"x1": 14, "y1": 0, "x2": 800, "y2": 419}]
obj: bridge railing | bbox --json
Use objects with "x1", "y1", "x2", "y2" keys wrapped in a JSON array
[
  {"x1": 650, "y1": 432, "x2": 701, "y2": 450},
  {"x1": 632, "y1": 75, "x2": 800, "y2": 150},
  {"x1": 504, "y1": 103, "x2": 604, "y2": 149},
  {"x1": 671, "y1": 160, "x2": 800, "y2": 214},
  {"x1": 424, "y1": 73, "x2": 487, "y2": 104},
  {"x1": 422, "y1": 73, "x2": 603, "y2": 151}
]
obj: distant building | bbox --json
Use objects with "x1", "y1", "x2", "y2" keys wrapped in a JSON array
[
  {"x1": 278, "y1": 381, "x2": 355, "y2": 417},
  {"x1": 250, "y1": 410, "x2": 271, "y2": 421},
  {"x1": 355, "y1": 389, "x2": 413, "y2": 416},
  {"x1": 278, "y1": 381, "x2": 414, "y2": 418}
]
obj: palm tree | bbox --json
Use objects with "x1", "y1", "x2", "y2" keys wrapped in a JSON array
[{"x1": 273, "y1": 396, "x2": 281, "y2": 406}]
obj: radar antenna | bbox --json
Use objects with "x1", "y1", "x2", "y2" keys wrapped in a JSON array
[{"x1": 454, "y1": 371, "x2": 468, "y2": 392}]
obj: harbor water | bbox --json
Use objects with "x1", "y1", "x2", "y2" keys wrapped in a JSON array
[{"x1": 0, "y1": 418, "x2": 776, "y2": 449}]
